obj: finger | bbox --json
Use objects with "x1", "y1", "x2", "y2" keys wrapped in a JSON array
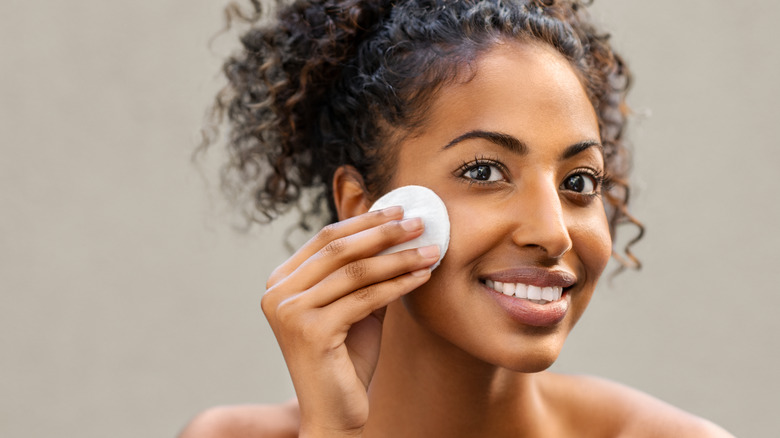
[
  {"x1": 298, "y1": 245, "x2": 440, "y2": 308},
  {"x1": 264, "y1": 266, "x2": 430, "y2": 351},
  {"x1": 267, "y1": 206, "x2": 404, "y2": 288},
  {"x1": 324, "y1": 267, "x2": 432, "y2": 330},
  {"x1": 275, "y1": 215, "x2": 427, "y2": 296}
]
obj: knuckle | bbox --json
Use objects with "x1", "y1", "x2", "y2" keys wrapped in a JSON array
[
  {"x1": 316, "y1": 223, "x2": 338, "y2": 243},
  {"x1": 266, "y1": 267, "x2": 284, "y2": 289},
  {"x1": 274, "y1": 295, "x2": 301, "y2": 323},
  {"x1": 344, "y1": 260, "x2": 368, "y2": 281},
  {"x1": 264, "y1": 294, "x2": 331, "y2": 348},
  {"x1": 352, "y1": 284, "x2": 378, "y2": 303},
  {"x1": 321, "y1": 237, "x2": 347, "y2": 257},
  {"x1": 260, "y1": 289, "x2": 279, "y2": 318}
]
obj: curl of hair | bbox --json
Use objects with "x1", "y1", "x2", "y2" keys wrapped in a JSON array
[{"x1": 204, "y1": 0, "x2": 643, "y2": 267}]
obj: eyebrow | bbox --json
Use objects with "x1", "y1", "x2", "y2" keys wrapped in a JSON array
[
  {"x1": 442, "y1": 130, "x2": 527, "y2": 155},
  {"x1": 442, "y1": 129, "x2": 603, "y2": 160},
  {"x1": 560, "y1": 140, "x2": 603, "y2": 160}
]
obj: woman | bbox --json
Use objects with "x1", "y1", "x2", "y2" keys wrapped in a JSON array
[{"x1": 182, "y1": 0, "x2": 733, "y2": 436}]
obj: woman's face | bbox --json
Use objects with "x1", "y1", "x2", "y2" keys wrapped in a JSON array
[{"x1": 387, "y1": 40, "x2": 612, "y2": 372}]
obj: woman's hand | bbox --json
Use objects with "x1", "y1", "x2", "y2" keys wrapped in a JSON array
[{"x1": 261, "y1": 206, "x2": 440, "y2": 437}]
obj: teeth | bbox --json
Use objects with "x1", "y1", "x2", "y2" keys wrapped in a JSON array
[
  {"x1": 502, "y1": 282, "x2": 515, "y2": 296},
  {"x1": 527, "y1": 285, "x2": 542, "y2": 300},
  {"x1": 485, "y1": 280, "x2": 563, "y2": 303},
  {"x1": 514, "y1": 283, "x2": 528, "y2": 299}
]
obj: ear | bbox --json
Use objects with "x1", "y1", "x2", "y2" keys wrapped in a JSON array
[{"x1": 333, "y1": 165, "x2": 371, "y2": 221}]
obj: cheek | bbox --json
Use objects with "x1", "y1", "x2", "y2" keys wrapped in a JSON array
[
  {"x1": 436, "y1": 193, "x2": 506, "y2": 267},
  {"x1": 570, "y1": 210, "x2": 612, "y2": 279},
  {"x1": 398, "y1": 195, "x2": 497, "y2": 306}
]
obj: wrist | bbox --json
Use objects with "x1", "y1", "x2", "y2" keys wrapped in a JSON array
[{"x1": 297, "y1": 403, "x2": 367, "y2": 438}]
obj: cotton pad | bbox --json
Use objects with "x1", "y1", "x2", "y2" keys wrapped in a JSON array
[{"x1": 369, "y1": 185, "x2": 450, "y2": 270}]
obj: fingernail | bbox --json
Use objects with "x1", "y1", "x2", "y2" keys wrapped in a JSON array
[
  {"x1": 411, "y1": 268, "x2": 431, "y2": 277},
  {"x1": 417, "y1": 245, "x2": 440, "y2": 259},
  {"x1": 381, "y1": 206, "x2": 403, "y2": 217},
  {"x1": 400, "y1": 217, "x2": 423, "y2": 232}
]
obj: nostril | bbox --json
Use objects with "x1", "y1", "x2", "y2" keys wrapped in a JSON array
[
  {"x1": 509, "y1": 198, "x2": 572, "y2": 259},
  {"x1": 523, "y1": 241, "x2": 572, "y2": 260}
]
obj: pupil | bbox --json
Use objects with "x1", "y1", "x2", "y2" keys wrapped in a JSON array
[
  {"x1": 568, "y1": 175, "x2": 584, "y2": 192},
  {"x1": 471, "y1": 165, "x2": 490, "y2": 180}
]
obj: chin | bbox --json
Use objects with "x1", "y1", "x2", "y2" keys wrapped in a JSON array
[
  {"x1": 496, "y1": 348, "x2": 561, "y2": 373},
  {"x1": 475, "y1": 334, "x2": 567, "y2": 373}
]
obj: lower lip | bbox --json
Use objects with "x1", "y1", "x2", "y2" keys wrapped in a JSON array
[{"x1": 483, "y1": 284, "x2": 569, "y2": 327}]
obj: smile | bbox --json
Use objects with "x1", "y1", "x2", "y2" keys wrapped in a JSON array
[{"x1": 483, "y1": 279, "x2": 563, "y2": 304}]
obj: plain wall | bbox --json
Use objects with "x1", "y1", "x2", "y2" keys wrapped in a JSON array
[{"x1": 1, "y1": 1, "x2": 777, "y2": 437}]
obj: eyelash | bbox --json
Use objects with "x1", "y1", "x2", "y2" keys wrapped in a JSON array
[
  {"x1": 455, "y1": 157, "x2": 611, "y2": 198},
  {"x1": 562, "y1": 167, "x2": 608, "y2": 198},
  {"x1": 454, "y1": 156, "x2": 509, "y2": 186}
]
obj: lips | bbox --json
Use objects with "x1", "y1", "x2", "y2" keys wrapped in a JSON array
[{"x1": 479, "y1": 268, "x2": 577, "y2": 327}]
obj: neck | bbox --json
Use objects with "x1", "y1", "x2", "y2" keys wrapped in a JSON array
[{"x1": 363, "y1": 301, "x2": 549, "y2": 438}]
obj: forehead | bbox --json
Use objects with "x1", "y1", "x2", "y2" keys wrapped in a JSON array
[{"x1": 412, "y1": 40, "x2": 599, "y2": 150}]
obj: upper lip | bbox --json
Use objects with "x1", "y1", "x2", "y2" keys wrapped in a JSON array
[{"x1": 480, "y1": 268, "x2": 577, "y2": 289}]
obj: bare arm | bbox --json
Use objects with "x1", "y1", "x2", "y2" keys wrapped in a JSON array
[{"x1": 178, "y1": 400, "x2": 300, "y2": 438}]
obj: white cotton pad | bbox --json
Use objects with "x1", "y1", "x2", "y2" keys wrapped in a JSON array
[{"x1": 368, "y1": 185, "x2": 450, "y2": 270}]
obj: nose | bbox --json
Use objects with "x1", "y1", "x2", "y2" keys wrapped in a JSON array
[{"x1": 510, "y1": 178, "x2": 573, "y2": 260}]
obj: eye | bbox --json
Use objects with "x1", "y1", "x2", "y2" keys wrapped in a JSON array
[
  {"x1": 561, "y1": 172, "x2": 600, "y2": 195},
  {"x1": 459, "y1": 160, "x2": 507, "y2": 183}
]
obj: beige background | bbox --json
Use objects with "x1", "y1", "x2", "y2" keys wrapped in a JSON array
[{"x1": 1, "y1": 1, "x2": 778, "y2": 437}]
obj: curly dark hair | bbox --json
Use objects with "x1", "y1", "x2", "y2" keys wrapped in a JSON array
[{"x1": 204, "y1": 0, "x2": 643, "y2": 266}]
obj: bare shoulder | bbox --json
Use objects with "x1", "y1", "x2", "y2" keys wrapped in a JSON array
[
  {"x1": 178, "y1": 398, "x2": 300, "y2": 438},
  {"x1": 540, "y1": 373, "x2": 734, "y2": 438}
]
